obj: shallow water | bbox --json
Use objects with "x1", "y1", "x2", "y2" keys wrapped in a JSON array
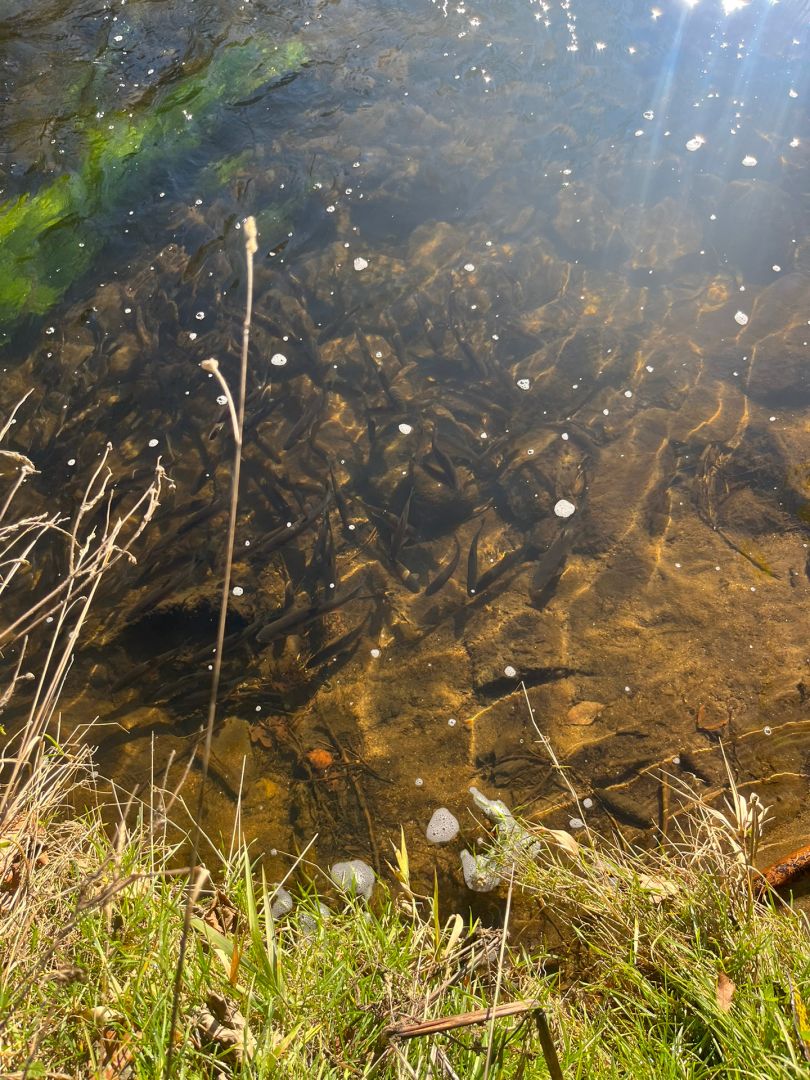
[{"x1": 1, "y1": 0, "x2": 809, "y2": 890}]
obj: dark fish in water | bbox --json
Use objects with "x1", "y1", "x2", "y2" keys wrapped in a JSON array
[
  {"x1": 448, "y1": 288, "x2": 490, "y2": 379},
  {"x1": 306, "y1": 615, "x2": 369, "y2": 669},
  {"x1": 391, "y1": 560, "x2": 420, "y2": 593},
  {"x1": 390, "y1": 489, "x2": 413, "y2": 561},
  {"x1": 254, "y1": 492, "x2": 332, "y2": 555},
  {"x1": 256, "y1": 583, "x2": 364, "y2": 643},
  {"x1": 329, "y1": 461, "x2": 352, "y2": 530},
  {"x1": 474, "y1": 542, "x2": 530, "y2": 595},
  {"x1": 467, "y1": 518, "x2": 486, "y2": 596},
  {"x1": 283, "y1": 389, "x2": 324, "y2": 450},
  {"x1": 529, "y1": 528, "x2": 573, "y2": 606},
  {"x1": 430, "y1": 426, "x2": 460, "y2": 491},
  {"x1": 425, "y1": 538, "x2": 461, "y2": 596}
]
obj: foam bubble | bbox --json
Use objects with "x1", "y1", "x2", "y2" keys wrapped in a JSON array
[
  {"x1": 271, "y1": 353, "x2": 288, "y2": 367},
  {"x1": 554, "y1": 499, "x2": 576, "y2": 518},
  {"x1": 331, "y1": 859, "x2": 375, "y2": 899},
  {"x1": 270, "y1": 886, "x2": 294, "y2": 919},
  {"x1": 426, "y1": 808, "x2": 460, "y2": 843}
]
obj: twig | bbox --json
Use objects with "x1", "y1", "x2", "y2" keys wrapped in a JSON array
[
  {"x1": 534, "y1": 1011, "x2": 565, "y2": 1080},
  {"x1": 484, "y1": 865, "x2": 513, "y2": 1079},
  {"x1": 165, "y1": 216, "x2": 256, "y2": 1074},
  {"x1": 387, "y1": 1000, "x2": 540, "y2": 1039}
]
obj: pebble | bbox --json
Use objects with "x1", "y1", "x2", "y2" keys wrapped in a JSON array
[
  {"x1": 566, "y1": 701, "x2": 603, "y2": 726},
  {"x1": 426, "y1": 808, "x2": 460, "y2": 843}
]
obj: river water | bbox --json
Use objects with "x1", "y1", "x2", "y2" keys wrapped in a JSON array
[{"x1": 1, "y1": 0, "x2": 809, "y2": 891}]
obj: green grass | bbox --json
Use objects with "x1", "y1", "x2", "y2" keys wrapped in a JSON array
[{"x1": 3, "y1": 755, "x2": 810, "y2": 1078}]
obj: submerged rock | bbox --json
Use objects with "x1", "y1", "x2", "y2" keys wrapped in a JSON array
[
  {"x1": 426, "y1": 808, "x2": 460, "y2": 844},
  {"x1": 330, "y1": 859, "x2": 376, "y2": 900}
]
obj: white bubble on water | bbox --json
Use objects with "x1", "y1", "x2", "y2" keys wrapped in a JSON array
[
  {"x1": 685, "y1": 135, "x2": 705, "y2": 152},
  {"x1": 270, "y1": 353, "x2": 288, "y2": 366},
  {"x1": 353, "y1": 256, "x2": 368, "y2": 271},
  {"x1": 554, "y1": 499, "x2": 576, "y2": 518},
  {"x1": 504, "y1": 665, "x2": 518, "y2": 678},
  {"x1": 331, "y1": 860, "x2": 375, "y2": 899},
  {"x1": 569, "y1": 817, "x2": 585, "y2": 829},
  {"x1": 415, "y1": 777, "x2": 424, "y2": 787},
  {"x1": 448, "y1": 718, "x2": 457, "y2": 727},
  {"x1": 195, "y1": 311, "x2": 205, "y2": 320},
  {"x1": 188, "y1": 332, "x2": 197, "y2": 341},
  {"x1": 643, "y1": 109, "x2": 654, "y2": 120},
  {"x1": 148, "y1": 438, "x2": 159, "y2": 448},
  {"x1": 741, "y1": 155, "x2": 757, "y2": 167},
  {"x1": 216, "y1": 394, "x2": 227, "y2": 405},
  {"x1": 398, "y1": 423, "x2": 413, "y2": 435},
  {"x1": 561, "y1": 432, "x2": 569, "y2": 440},
  {"x1": 426, "y1": 808, "x2": 460, "y2": 843},
  {"x1": 270, "y1": 886, "x2": 293, "y2": 919},
  {"x1": 788, "y1": 89, "x2": 798, "y2": 98},
  {"x1": 517, "y1": 378, "x2": 531, "y2": 391},
  {"x1": 464, "y1": 262, "x2": 475, "y2": 272},
  {"x1": 370, "y1": 647, "x2": 381, "y2": 658},
  {"x1": 67, "y1": 458, "x2": 76, "y2": 467},
  {"x1": 772, "y1": 265, "x2": 781, "y2": 273},
  {"x1": 232, "y1": 586, "x2": 244, "y2": 597},
  {"x1": 734, "y1": 310, "x2": 749, "y2": 326},
  {"x1": 582, "y1": 797, "x2": 594, "y2": 809}
]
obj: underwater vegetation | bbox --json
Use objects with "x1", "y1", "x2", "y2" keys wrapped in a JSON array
[{"x1": 0, "y1": 36, "x2": 306, "y2": 330}]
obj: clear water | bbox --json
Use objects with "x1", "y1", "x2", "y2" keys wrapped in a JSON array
[{"x1": 1, "y1": 0, "x2": 809, "y2": 887}]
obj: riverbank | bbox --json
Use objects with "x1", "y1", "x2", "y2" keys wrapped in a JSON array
[{"x1": 2, "y1": 737, "x2": 810, "y2": 1078}]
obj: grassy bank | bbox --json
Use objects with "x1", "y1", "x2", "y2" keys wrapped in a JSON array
[{"x1": 2, "y1": 742, "x2": 810, "y2": 1078}]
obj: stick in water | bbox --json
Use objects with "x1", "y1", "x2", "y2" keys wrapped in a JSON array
[{"x1": 165, "y1": 217, "x2": 257, "y2": 1074}]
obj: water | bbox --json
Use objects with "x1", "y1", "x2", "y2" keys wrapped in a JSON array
[{"x1": 1, "y1": 0, "x2": 808, "y2": 888}]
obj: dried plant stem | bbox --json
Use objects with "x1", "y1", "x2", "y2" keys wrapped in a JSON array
[
  {"x1": 166, "y1": 216, "x2": 257, "y2": 1073},
  {"x1": 483, "y1": 864, "x2": 513, "y2": 1079}
]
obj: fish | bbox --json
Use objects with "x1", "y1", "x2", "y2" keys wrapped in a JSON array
[
  {"x1": 391, "y1": 560, "x2": 420, "y2": 593},
  {"x1": 253, "y1": 492, "x2": 331, "y2": 556},
  {"x1": 282, "y1": 389, "x2": 324, "y2": 450},
  {"x1": 329, "y1": 461, "x2": 352, "y2": 530},
  {"x1": 466, "y1": 519, "x2": 486, "y2": 596},
  {"x1": 473, "y1": 542, "x2": 530, "y2": 595},
  {"x1": 429, "y1": 426, "x2": 460, "y2": 491},
  {"x1": 390, "y1": 489, "x2": 413, "y2": 562},
  {"x1": 425, "y1": 538, "x2": 461, "y2": 596},
  {"x1": 305, "y1": 616, "x2": 369, "y2": 669},
  {"x1": 256, "y1": 583, "x2": 364, "y2": 644},
  {"x1": 528, "y1": 528, "x2": 573, "y2": 606}
]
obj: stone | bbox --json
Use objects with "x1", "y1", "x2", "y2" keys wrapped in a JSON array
[{"x1": 566, "y1": 701, "x2": 604, "y2": 726}]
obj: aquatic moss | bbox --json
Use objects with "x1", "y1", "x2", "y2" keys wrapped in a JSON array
[{"x1": 0, "y1": 38, "x2": 306, "y2": 328}]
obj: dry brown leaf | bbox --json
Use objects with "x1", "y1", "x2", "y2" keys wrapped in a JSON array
[
  {"x1": 202, "y1": 888, "x2": 239, "y2": 936},
  {"x1": 716, "y1": 971, "x2": 736, "y2": 1012},
  {"x1": 192, "y1": 990, "x2": 256, "y2": 1066},
  {"x1": 538, "y1": 826, "x2": 580, "y2": 857},
  {"x1": 637, "y1": 874, "x2": 678, "y2": 902}
]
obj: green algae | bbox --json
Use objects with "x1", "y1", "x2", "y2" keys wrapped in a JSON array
[{"x1": 0, "y1": 37, "x2": 306, "y2": 329}]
